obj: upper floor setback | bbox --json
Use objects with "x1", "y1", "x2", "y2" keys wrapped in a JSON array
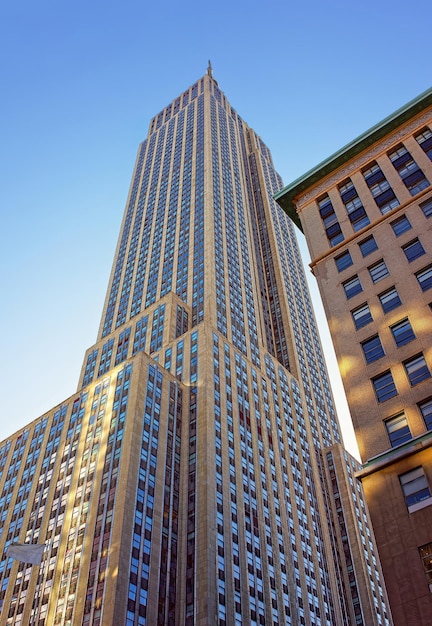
[
  {"x1": 275, "y1": 87, "x2": 432, "y2": 263},
  {"x1": 145, "y1": 71, "x2": 274, "y2": 166}
]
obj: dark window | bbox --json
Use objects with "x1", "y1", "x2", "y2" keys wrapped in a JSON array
[
  {"x1": 372, "y1": 371, "x2": 397, "y2": 402},
  {"x1": 391, "y1": 318, "x2": 416, "y2": 346},
  {"x1": 319, "y1": 195, "x2": 344, "y2": 246},
  {"x1": 391, "y1": 215, "x2": 412, "y2": 237},
  {"x1": 362, "y1": 162, "x2": 399, "y2": 213},
  {"x1": 416, "y1": 265, "x2": 432, "y2": 291},
  {"x1": 418, "y1": 543, "x2": 432, "y2": 592},
  {"x1": 379, "y1": 287, "x2": 402, "y2": 313},
  {"x1": 361, "y1": 335, "x2": 385, "y2": 363},
  {"x1": 404, "y1": 355, "x2": 431, "y2": 386},
  {"x1": 343, "y1": 276, "x2": 362, "y2": 299},
  {"x1": 352, "y1": 303, "x2": 373, "y2": 329},
  {"x1": 389, "y1": 145, "x2": 430, "y2": 196},
  {"x1": 402, "y1": 238, "x2": 425, "y2": 262},
  {"x1": 419, "y1": 399, "x2": 432, "y2": 431},
  {"x1": 416, "y1": 128, "x2": 432, "y2": 161},
  {"x1": 359, "y1": 236, "x2": 378, "y2": 257},
  {"x1": 350, "y1": 208, "x2": 370, "y2": 232},
  {"x1": 369, "y1": 260, "x2": 389, "y2": 283},
  {"x1": 338, "y1": 179, "x2": 370, "y2": 231},
  {"x1": 420, "y1": 198, "x2": 432, "y2": 218},
  {"x1": 385, "y1": 413, "x2": 412, "y2": 447},
  {"x1": 400, "y1": 467, "x2": 431, "y2": 509},
  {"x1": 335, "y1": 250, "x2": 353, "y2": 272}
]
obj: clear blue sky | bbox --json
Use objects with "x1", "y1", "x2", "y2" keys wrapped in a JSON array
[{"x1": 1, "y1": 0, "x2": 431, "y2": 454}]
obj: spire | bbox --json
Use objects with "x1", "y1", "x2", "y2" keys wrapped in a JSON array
[{"x1": 207, "y1": 60, "x2": 213, "y2": 78}]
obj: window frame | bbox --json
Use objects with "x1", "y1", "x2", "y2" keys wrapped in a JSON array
[
  {"x1": 419, "y1": 398, "x2": 432, "y2": 431},
  {"x1": 390, "y1": 318, "x2": 416, "y2": 347},
  {"x1": 343, "y1": 275, "x2": 363, "y2": 299},
  {"x1": 369, "y1": 260, "x2": 390, "y2": 284},
  {"x1": 390, "y1": 215, "x2": 412, "y2": 237},
  {"x1": 418, "y1": 542, "x2": 432, "y2": 592},
  {"x1": 319, "y1": 195, "x2": 344, "y2": 246},
  {"x1": 359, "y1": 236, "x2": 378, "y2": 257},
  {"x1": 415, "y1": 127, "x2": 432, "y2": 161},
  {"x1": 372, "y1": 370, "x2": 397, "y2": 403},
  {"x1": 389, "y1": 144, "x2": 430, "y2": 196},
  {"x1": 420, "y1": 197, "x2": 432, "y2": 218},
  {"x1": 404, "y1": 354, "x2": 431, "y2": 386},
  {"x1": 361, "y1": 335, "x2": 385, "y2": 364},
  {"x1": 399, "y1": 467, "x2": 432, "y2": 512},
  {"x1": 335, "y1": 250, "x2": 353, "y2": 272},
  {"x1": 385, "y1": 413, "x2": 412, "y2": 448},
  {"x1": 402, "y1": 238, "x2": 426, "y2": 262},
  {"x1": 416, "y1": 265, "x2": 432, "y2": 292},
  {"x1": 378, "y1": 286, "x2": 402, "y2": 313},
  {"x1": 351, "y1": 303, "x2": 373, "y2": 329}
]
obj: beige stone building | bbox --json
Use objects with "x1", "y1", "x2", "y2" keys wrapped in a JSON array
[{"x1": 276, "y1": 87, "x2": 432, "y2": 625}]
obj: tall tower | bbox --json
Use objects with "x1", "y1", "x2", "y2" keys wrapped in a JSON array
[
  {"x1": 0, "y1": 70, "x2": 390, "y2": 625},
  {"x1": 276, "y1": 88, "x2": 432, "y2": 625}
]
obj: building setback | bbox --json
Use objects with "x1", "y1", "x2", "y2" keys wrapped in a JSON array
[
  {"x1": 0, "y1": 67, "x2": 390, "y2": 626},
  {"x1": 276, "y1": 87, "x2": 432, "y2": 626}
]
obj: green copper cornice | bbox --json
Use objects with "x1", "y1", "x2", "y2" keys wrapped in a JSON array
[{"x1": 275, "y1": 86, "x2": 432, "y2": 231}]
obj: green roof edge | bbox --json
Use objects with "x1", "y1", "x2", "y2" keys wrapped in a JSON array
[{"x1": 274, "y1": 86, "x2": 432, "y2": 231}]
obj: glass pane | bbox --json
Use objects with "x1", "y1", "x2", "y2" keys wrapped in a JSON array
[{"x1": 379, "y1": 287, "x2": 402, "y2": 313}]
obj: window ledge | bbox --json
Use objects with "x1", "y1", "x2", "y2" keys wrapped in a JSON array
[
  {"x1": 408, "y1": 497, "x2": 432, "y2": 514},
  {"x1": 356, "y1": 430, "x2": 432, "y2": 479}
]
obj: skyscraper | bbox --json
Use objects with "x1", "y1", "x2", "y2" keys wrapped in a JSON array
[
  {"x1": 0, "y1": 67, "x2": 390, "y2": 626},
  {"x1": 275, "y1": 88, "x2": 432, "y2": 624}
]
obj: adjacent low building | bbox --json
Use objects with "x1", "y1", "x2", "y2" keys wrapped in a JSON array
[{"x1": 276, "y1": 87, "x2": 432, "y2": 625}]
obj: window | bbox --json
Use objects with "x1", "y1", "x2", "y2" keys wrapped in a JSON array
[
  {"x1": 419, "y1": 399, "x2": 432, "y2": 430},
  {"x1": 391, "y1": 318, "x2": 415, "y2": 346},
  {"x1": 352, "y1": 303, "x2": 373, "y2": 329},
  {"x1": 400, "y1": 467, "x2": 431, "y2": 511},
  {"x1": 369, "y1": 260, "x2": 389, "y2": 283},
  {"x1": 319, "y1": 195, "x2": 344, "y2": 246},
  {"x1": 389, "y1": 145, "x2": 430, "y2": 196},
  {"x1": 416, "y1": 265, "x2": 432, "y2": 291},
  {"x1": 361, "y1": 335, "x2": 385, "y2": 363},
  {"x1": 359, "y1": 236, "x2": 378, "y2": 257},
  {"x1": 379, "y1": 286, "x2": 402, "y2": 313},
  {"x1": 418, "y1": 543, "x2": 432, "y2": 592},
  {"x1": 416, "y1": 127, "x2": 432, "y2": 161},
  {"x1": 385, "y1": 413, "x2": 412, "y2": 447},
  {"x1": 335, "y1": 250, "x2": 353, "y2": 272},
  {"x1": 372, "y1": 371, "x2": 397, "y2": 402},
  {"x1": 362, "y1": 162, "x2": 399, "y2": 214},
  {"x1": 404, "y1": 355, "x2": 431, "y2": 386},
  {"x1": 420, "y1": 198, "x2": 432, "y2": 218},
  {"x1": 391, "y1": 215, "x2": 411, "y2": 237},
  {"x1": 343, "y1": 276, "x2": 362, "y2": 299},
  {"x1": 402, "y1": 238, "x2": 425, "y2": 262},
  {"x1": 338, "y1": 179, "x2": 370, "y2": 231}
]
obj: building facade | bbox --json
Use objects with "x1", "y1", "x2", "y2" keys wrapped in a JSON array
[
  {"x1": 276, "y1": 88, "x2": 432, "y2": 625},
  {"x1": 0, "y1": 68, "x2": 390, "y2": 625}
]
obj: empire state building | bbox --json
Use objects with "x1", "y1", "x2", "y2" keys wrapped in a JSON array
[{"x1": 0, "y1": 66, "x2": 391, "y2": 626}]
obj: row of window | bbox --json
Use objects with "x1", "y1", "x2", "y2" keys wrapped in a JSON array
[
  {"x1": 385, "y1": 398, "x2": 432, "y2": 448},
  {"x1": 335, "y1": 197, "x2": 432, "y2": 274},
  {"x1": 361, "y1": 317, "x2": 415, "y2": 363},
  {"x1": 343, "y1": 236, "x2": 428, "y2": 300},
  {"x1": 347, "y1": 262, "x2": 432, "y2": 309},
  {"x1": 351, "y1": 286, "x2": 402, "y2": 330},
  {"x1": 372, "y1": 353, "x2": 431, "y2": 403},
  {"x1": 320, "y1": 129, "x2": 432, "y2": 246}
]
